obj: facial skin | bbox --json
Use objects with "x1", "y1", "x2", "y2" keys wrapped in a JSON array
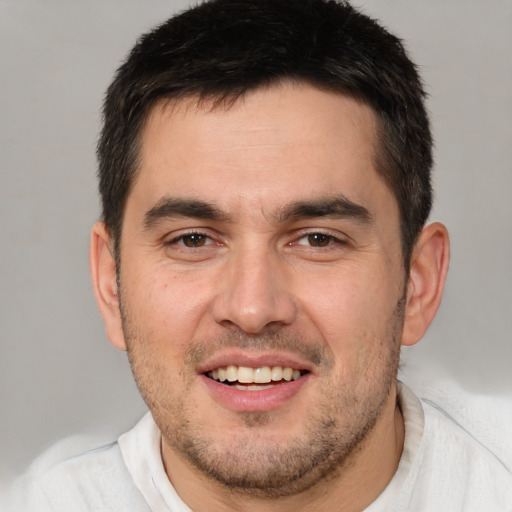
[{"x1": 91, "y1": 83, "x2": 449, "y2": 512}]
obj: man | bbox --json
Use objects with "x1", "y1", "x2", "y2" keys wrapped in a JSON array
[{"x1": 5, "y1": 0, "x2": 511, "y2": 510}]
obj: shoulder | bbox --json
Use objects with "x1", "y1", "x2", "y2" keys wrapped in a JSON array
[
  {"x1": 397, "y1": 384, "x2": 512, "y2": 511},
  {"x1": 421, "y1": 396, "x2": 511, "y2": 474},
  {"x1": 3, "y1": 434, "x2": 150, "y2": 512}
]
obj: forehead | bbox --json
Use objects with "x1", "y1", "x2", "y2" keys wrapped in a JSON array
[{"x1": 131, "y1": 83, "x2": 396, "y2": 221}]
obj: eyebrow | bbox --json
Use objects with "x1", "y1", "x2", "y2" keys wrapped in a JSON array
[
  {"x1": 143, "y1": 194, "x2": 371, "y2": 229},
  {"x1": 274, "y1": 196, "x2": 372, "y2": 224},
  {"x1": 143, "y1": 197, "x2": 231, "y2": 228}
]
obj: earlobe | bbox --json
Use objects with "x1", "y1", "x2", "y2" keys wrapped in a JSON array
[
  {"x1": 90, "y1": 222, "x2": 127, "y2": 351},
  {"x1": 402, "y1": 222, "x2": 450, "y2": 347}
]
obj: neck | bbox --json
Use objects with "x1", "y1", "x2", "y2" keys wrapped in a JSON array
[{"x1": 163, "y1": 385, "x2": 404, "y2": 512}]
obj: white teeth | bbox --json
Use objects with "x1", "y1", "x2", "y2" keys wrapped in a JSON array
[
  {"x1": 226, "y1": 365, "x2": 237, "y2": 382},
  {"x1": 254, "y1": 366, "x2": 271, "y2": 383},
  {"x1": 282, "y1": 367, "x2": 293, "y2": 381},
  {"x1": 271, "y1": 366, "x2": 283, "y2": 381},
  {"x1": 237, "y1": 366, "x2": 254, "y2": 383},
  {"x1": 233, "y1": 384, "x2": 275, "y2": 391},
  {"x1": 207, "y1": 365, "x2": 304, "y2": 385}
]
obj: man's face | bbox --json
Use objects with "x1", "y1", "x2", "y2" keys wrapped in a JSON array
[{"x1": 117, "y1": 83, "x2": 406, "y2": 495}]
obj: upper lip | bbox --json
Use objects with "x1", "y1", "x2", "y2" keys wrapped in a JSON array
[{"x1": 196, "y1": 350, "x2": 316, "y2": 375}]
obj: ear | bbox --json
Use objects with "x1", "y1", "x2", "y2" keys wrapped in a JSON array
[
  {"x1": 90, "y1": 222, "x2": 127, "y2": 351},
  {"x1": 402, "y1": 222, "x2": 450, "y2": 347}
]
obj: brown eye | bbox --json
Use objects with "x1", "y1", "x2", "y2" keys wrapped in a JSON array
[
  {"x1": 307, "y1": 233, "x2": 332, "y2": 247},
  {"x1": 181, "y1": 234, "x2": 208, "y2": 247}
]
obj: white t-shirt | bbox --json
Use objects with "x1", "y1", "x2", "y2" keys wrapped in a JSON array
[{"x1": 4, "y1": 384, "x2": 512, "y2": 511}]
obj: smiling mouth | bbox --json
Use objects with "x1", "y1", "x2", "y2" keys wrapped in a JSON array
[{"x1": 206, "y1": 365, "x2": 308, "y2": 391}]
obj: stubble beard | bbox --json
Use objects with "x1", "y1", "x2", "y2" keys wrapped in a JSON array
[{"x1": 121, "y1": 296, "x2": 405, "y2": 498}]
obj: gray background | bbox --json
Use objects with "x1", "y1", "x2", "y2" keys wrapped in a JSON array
[{"x1": 1, "y1": 0, "x2": 511, "y2": 481}]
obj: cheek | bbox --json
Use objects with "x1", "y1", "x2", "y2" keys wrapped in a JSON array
[
  {"x1": 296, "y1": 264, "x2": 401, "y2": 360},
  {"x1": 122, "y1": 263, "x2": 215, "y2": 359}
]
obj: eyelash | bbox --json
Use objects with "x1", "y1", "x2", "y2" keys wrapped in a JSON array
[
  {"x1": 166, "y1": 230, "x2": 347, "y2": 250},
  {"x1": 167, "y1": 231, "x2": 217, "y2": 248},
  {"x1": 293, "y1": 232, "x2": 347, "y2": 248}
]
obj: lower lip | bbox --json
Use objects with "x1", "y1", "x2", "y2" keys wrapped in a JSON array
[{"x1": 200, "y1": 374, "x2": 310, "y2": 412}]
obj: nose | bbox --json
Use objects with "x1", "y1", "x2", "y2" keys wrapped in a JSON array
[{"x1": 212, "y1": 245, "x2": 297, "y2": 334}]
